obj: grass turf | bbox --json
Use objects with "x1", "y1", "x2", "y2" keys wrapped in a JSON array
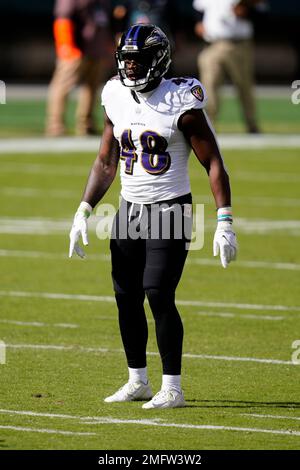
[{"x1": 0, "y1": 147, "x2": 300, "y2": 450}]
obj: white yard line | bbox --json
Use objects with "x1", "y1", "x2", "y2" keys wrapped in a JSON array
[
  {"x1": 0, "y1": 187, "x2": 77, "y2": 199},
  {"x1": 0, "y1": 319, "x2": 78, "y2": 329},
  {"x1": 0, "y1": 409, "x2": 160, "y2": 424},
  {"x1": 1, "y1": 248, "x2": 300, "y2": 272},
  {"x1": 1, "y1": 216, "x2": 299, "y2": 235},
  {"x1": 232, "y1": 171, "x2": 300, "y2": 183},
  {"x1": 194, "y1": 311, "x2": 284, "y2": 321},
  {"x1": 182, "y1": 353, "x2": 292, "y2": 365},
  {"x1": 82, "y1": 417, "x2": 300, "y2": 437},
  {"x1": 0, "y1": 424, "x2": 95, "y2": 436},
  {"x1": 0, "y1": 409, "x2": 81, "y2": 419},
  {"x1": 234, "y1": 218, "x2": 300, "y2": 235},
  {"x1": 176, "y1": 299, "x2": 300, "y2": 312},
  {"x1": 0, "y1": 162, "x2": 88, "y2": 174},
  {"x1": 1, "y1": 290, "x2": 300, "y2": 312},
  {"x1": 0, "y1": 217, "x2": 72, "y2": 235},
  {"x1": 2, "y1": 186, "x2": 300, "y2": 208},
  {"x1": 0, "y1": 216, "x2": 102, "y2": 236},
  {"x1": 7, "y1": 343, "x2": 111, "y2": 354},
  {"x1": 194, "y1": 194, "x2": 300, "y2": 208},
  {"x1": 241, "y1": 413, "x2": 300, "y2": 422},
  {"x1": 187, "y1": 258, "x2": 300, "y2": 271},
  {"x1": 0, "y1": 290, "x2": 116, "y2": 304},
  {"x1": 0, "y1": 249, "x2": 110, "y2": 262},
  {"x1": 5, "y1": 343, "x2": 294, "y2": 366},
  {"x1": 0, "y1": 409, "x2": 299, "y2": 438},
  {"x1": 1, "y1": 134, "x2": 300, "y2": 154}
]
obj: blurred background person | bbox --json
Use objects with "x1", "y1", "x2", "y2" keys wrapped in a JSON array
[
  {"x1": 193, "y1": 0, "x2": 267, "y2": 134},
  {"x1": 45, "y1": 0, "x2": 115, "y2": 137},
  {"x1": 124, "y1": 0, "x2": 171, "y2": 32}
]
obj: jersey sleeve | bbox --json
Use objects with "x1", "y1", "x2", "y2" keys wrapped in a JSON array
[
  {"x1": 100, "y1": 81, "x2": 109, "y2": 108},
  {"x1": 100, "y1": 77, "x2": 120, "y2": 123},
  {"x1": 174, "y1": 78, "x2": 208, "y2": 126}
]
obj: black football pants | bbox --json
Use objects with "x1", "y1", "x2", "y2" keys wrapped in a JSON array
[{"x1": 110, "y1": 193, "x2": 192, "y2": 375}]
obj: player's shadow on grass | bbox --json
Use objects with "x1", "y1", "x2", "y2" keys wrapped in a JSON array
[{"x1": 185, "y1": 400, "x2": 300, "y2": 409}]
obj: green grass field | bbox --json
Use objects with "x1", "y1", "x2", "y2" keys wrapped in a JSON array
[
  {"x1": 0, "y1": 139, "x2": 300, "y2": 450},
  {"x1": 0, "y1": 93, "x2": 299, "y2": 137}
]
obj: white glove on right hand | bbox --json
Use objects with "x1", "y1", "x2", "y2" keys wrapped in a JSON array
[{"x1": 69, "y1": 201, "x2": 92, "y2": 258}]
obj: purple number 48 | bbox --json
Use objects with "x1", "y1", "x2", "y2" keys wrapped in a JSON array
[{"x1": 120, "y1": 129, "x2": 171, "y2": 175}]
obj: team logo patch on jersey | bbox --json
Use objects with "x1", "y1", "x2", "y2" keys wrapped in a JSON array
[{"x1": 191, "y1": 85, "x2": 204, "y2": 102}]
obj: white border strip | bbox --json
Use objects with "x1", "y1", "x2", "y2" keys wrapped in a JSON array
[
  {"x1": 1, "y1": 134, "x2": 300, "y2": 154},
  {"x1": 6, "y1": 343, "x2": 294, "y2": 366},
  {"x1": 5, "y1": 84, "x2": 291, "y2": 100},
  {"x1": 0, "y1": 138, "x2": 100, "y2": 154}
]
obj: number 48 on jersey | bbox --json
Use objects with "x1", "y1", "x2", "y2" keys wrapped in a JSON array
[{"x1": 120, "y1": 129, "x2": 171, "y2": 176}]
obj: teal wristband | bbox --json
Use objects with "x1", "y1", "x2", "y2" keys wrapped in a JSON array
[{"x1": 217, "y1": 206, "x2": 233, "y2": 223}]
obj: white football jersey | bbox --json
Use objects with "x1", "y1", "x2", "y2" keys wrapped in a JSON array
[{"x1": 101, "y1": 77, "x2": 207, "y2": 204}]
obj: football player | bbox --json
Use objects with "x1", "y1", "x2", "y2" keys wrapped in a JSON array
[{"x1": 69, "y1": 24, "x2": 237, "y2": 409}]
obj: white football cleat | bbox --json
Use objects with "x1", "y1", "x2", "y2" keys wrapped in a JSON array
[
  {"x1": 104, "y1": 381, "x2": 152, "y2": 403},
  {"x1": 142, "y1": 388, "x2": 185, "y2": 409}
]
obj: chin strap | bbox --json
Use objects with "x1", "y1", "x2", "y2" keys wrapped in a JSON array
[{"x1": 131, "y1": 90, "x2": 140, "y2": 104}]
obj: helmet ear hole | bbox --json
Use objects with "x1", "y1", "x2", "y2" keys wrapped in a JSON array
[{"x1": 116, "y1": 24, "x2": 171, "y2": 91}]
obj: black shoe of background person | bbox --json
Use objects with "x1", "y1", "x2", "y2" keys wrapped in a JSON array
[{"x1": 247, "y1": 124, "x2": 261, "y2": 134}]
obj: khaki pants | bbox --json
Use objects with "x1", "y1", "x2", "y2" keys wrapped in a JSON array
[
  {"x1": 45, "y1": 56, "x2": 108, "y2": 136},
  {"x1": 198, "y1": 39, "x2": 258, "y2": 131}
]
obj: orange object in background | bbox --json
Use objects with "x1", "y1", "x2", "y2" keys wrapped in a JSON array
[{"x1": 54, "y1": 18, "x2": 82, "y2": 60}]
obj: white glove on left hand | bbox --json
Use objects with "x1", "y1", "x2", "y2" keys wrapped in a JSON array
[
  {"x1": 213, "y1": 221, "x2": 237, "y2": 268},
  {"x1": 69, "y1": 202, "x2": 92, "y2": 258}
]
